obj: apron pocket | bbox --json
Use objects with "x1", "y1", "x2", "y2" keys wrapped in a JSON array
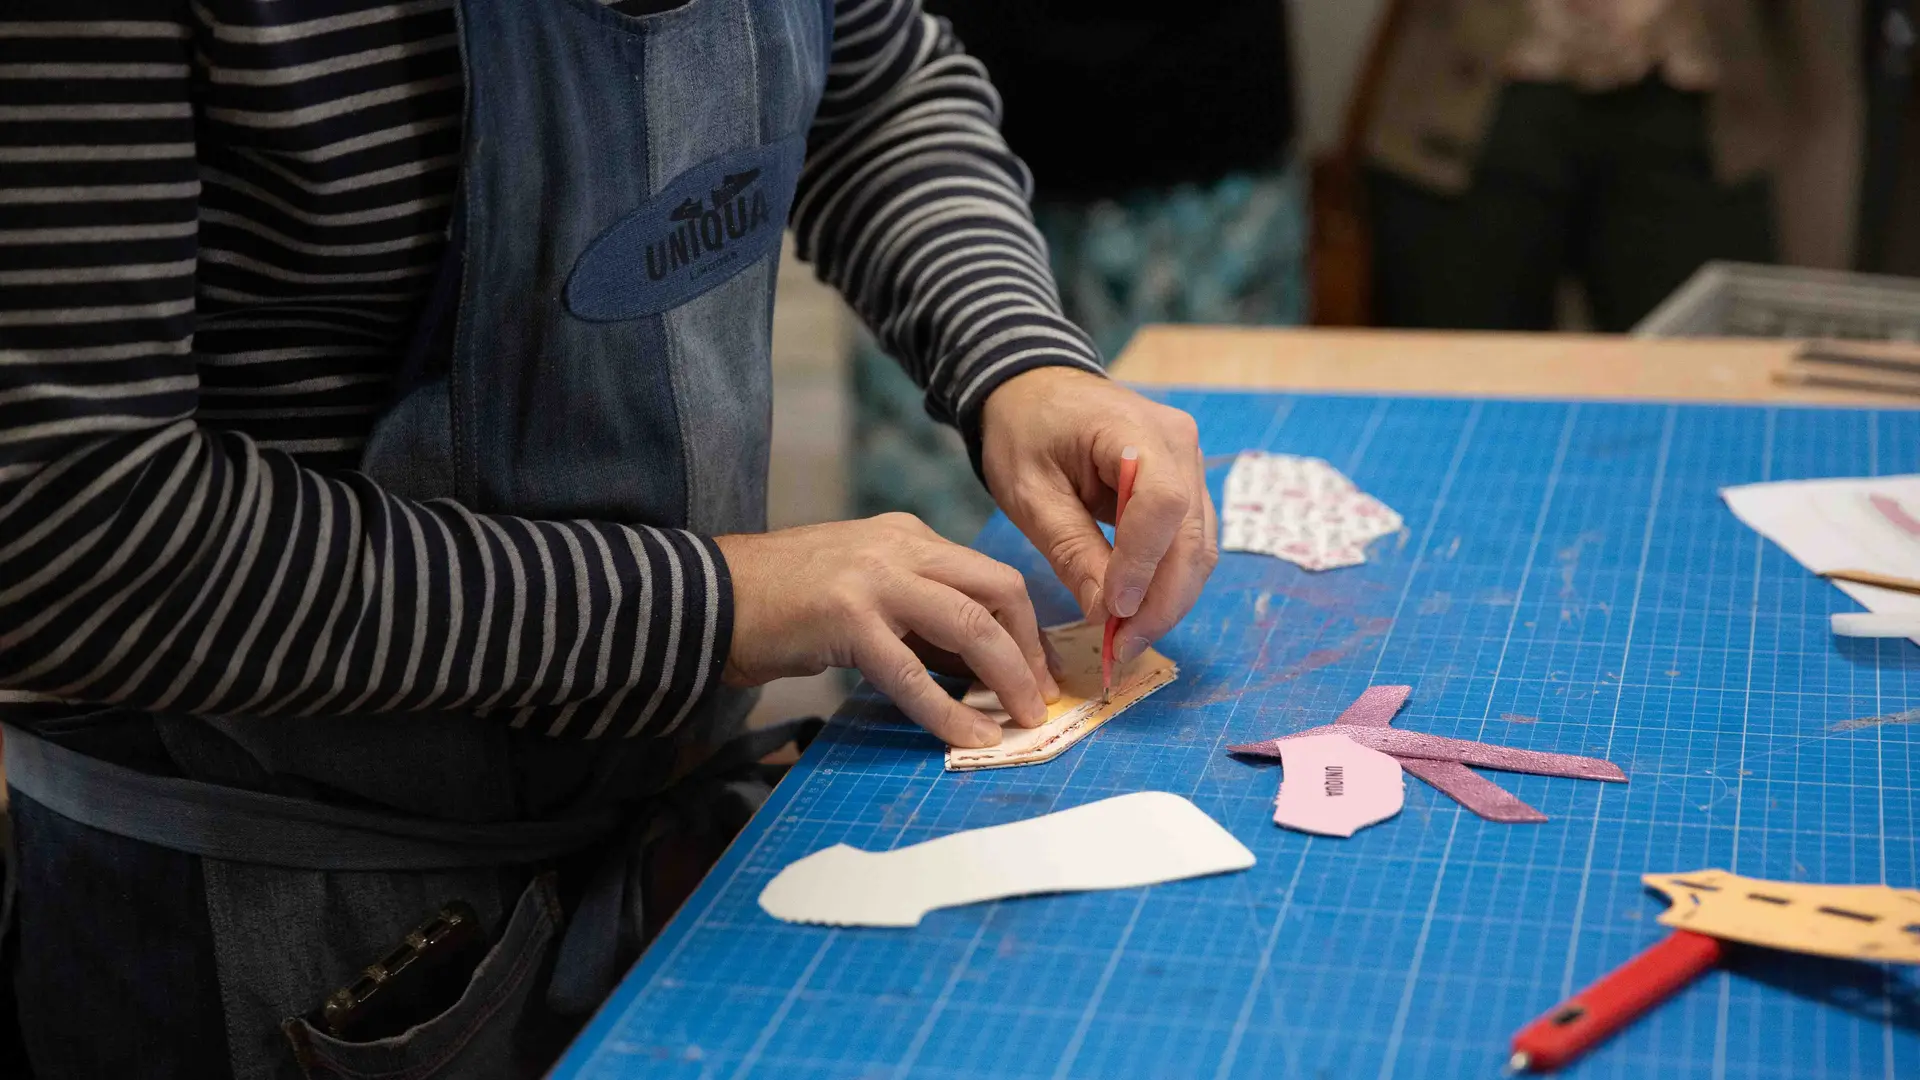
[{"x1": 281, "y1": 875, "x2": 565, "y2": 1080}]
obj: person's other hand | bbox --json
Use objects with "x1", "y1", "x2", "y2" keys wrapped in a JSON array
[
  {"x1": 715, "y1": 514, "x2": 1059, "y2": 748},
  {"x1": 980, "y1": 367, "x2": 1218, "y2": 663}
]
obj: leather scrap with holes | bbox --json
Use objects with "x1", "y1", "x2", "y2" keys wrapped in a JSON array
[{"x1": 1645, "y1": 868, "x2": 1920, "y2": 963}]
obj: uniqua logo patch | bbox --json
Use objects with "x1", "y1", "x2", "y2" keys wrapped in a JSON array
[
  {"x1": 650, "y1": 168, "x2": 770, "y2": 281},
  {"x1": 567, "y1": 133, "x2": 803, "y2": 322}
]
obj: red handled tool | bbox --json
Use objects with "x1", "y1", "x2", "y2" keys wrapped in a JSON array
[
  {"x1": 1507, "y1": 929, "x2": 1724, "y2": 1073},
  {"x1": 1100, "y1": 446, "x2": 1140, "y2": 704}
]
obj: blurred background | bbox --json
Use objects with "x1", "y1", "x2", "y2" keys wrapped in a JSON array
[{"x1": 754, "y1": 0, "x2": 1918, "y2": 724}]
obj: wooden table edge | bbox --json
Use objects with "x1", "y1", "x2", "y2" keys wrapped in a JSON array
[{"x1": 1107, "y1": 324, "x2": 1920, "y2": 408}]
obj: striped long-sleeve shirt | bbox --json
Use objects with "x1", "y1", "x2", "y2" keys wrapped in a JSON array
[{"x1": 0, "y1": 0, "x2": 1103, "y2": 742}]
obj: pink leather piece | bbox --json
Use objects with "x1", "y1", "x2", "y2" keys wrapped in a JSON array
[
  {"x1": 1270, "y1": 733, "x2": 1405, "y2": 836},
  {"x1": 1243, "y1": 726, "x2": 1627, "y2": 782},
  {"x1": 1333, "y1": 684, "x2": 1411, "y2": 727},
  {"x1": 1228, "y1": 685, "x2": 1628, "y2": 824},
  {"x1": 1397, "y1": 758, "x2": 1549, "y2": 824}
]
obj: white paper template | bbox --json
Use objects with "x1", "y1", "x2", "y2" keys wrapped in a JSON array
[
  {"x1": 1722, "y1": 475, "x2": 1920, "y2": 645},
  {"x1": 758, "y1": 791, "x2": 1255, "y2": 927}
]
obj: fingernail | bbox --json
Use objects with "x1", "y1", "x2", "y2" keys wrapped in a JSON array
[
  {"x1": 1078, "y1": 581, "x2": 1103, "y2": 619},
  {"x1": 1028, "y1": 679, "x2": 1052, "y2": 716},
  {"x1": 1113, "y1": 587, "x2": 1144, "y2": 618},
  {"x1": 972, "y1": 720, "x2": 1004, "y2": 747},
  {"x1": 1118, "y1": 636, "x2": 1148, "y2": 664},
  {"x1": 1040, "y1": 670, "x2": 1062, "y2": 703}
]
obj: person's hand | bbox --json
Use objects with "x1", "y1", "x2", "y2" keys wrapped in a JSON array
[
  {"x1": 979, "y1": 366, "x2": 1218, "y2": 663},
  {"x1": 715, "y1": 514, "x2": 1059, "y2": 748}
]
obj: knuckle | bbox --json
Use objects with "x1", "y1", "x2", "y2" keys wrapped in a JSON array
[
  {"x1": 1145, "y1": 483, "x2": 1189, "y2": 518},
  {"x1": 1151, "y1": 406, "x2": 1199, "y2": 447},
  {"x1": 829, "y1": 556, "x2": 890, "y2": 605},
  {"x1": 845, "y1": 630, "x2": 885, "y2": 670},
  {"x1": 904, "y1": 536, "x2": 944, "y2": 563},
  {"x1": 825, "y1": 580, "x2": 869, "y2": 622},
  {"x1": 989, "y1": 561, "x2": 1027, "y2": 600},
  {"x1": 1008, "y1": 474, "x2": 1053, "y2": 511},
  {"x1": 890, "y1": 534, "x2": 935, "y2": 565},
  {"x1": 852, "y1": 544, "x2": 896, "y2": 578},
  {"x1": 1197, "y1": 541, "x2": 1221, "y2": 574},
  {"x1": 875, "y1": 511, "x2": 929, "y2": 536},
  {"x1": 954, "y1": 600, "x2": 1000, "y2": 647},
  {"x1": 1046, "y1": 532, "x2": 1103, "y2": 574},
  {"x1": 884, "y1": 652, "x2": 929, "y2": 692},
  {"x1": 1184, "y1": 518, "x2": 1219, "y2": 570}
]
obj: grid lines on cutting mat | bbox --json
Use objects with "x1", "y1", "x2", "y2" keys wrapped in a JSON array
[{"x1": 551, "y1": 393, "x2": 1920, "y2": 1080}]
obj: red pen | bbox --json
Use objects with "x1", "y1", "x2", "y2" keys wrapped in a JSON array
[
  {"x1": 1507, "y1": 929, "x2": 1724, "y2": 1073},
  {"x1": 1100, "y1": 446, "x2": 1141, "y2": 704}
]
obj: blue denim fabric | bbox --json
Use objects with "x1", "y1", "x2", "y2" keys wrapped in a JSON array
[
  {"x1": 371, "y1": 0, "x2": 830, "y2": 531},
  {"x1": 277, "y1": 875, "x2": 574, "y2": 1080},
  {"x1": 10, "y1": 790, "x2": 229, "y2": 1079}
]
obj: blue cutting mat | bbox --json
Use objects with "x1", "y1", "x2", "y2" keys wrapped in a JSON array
[{"x1": 553, "y1": 393, "x2": 1920, "y2": 1080}]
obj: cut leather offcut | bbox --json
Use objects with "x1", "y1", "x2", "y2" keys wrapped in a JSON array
[
  {"x1": 757, "y1": 792, "x2": 1255, "y2": 928},
  {"x1": 1221, "y1": 452, "x2": 1403, "y2": 571},
  {"x1": 946, "y1": 620, "x2": 1177, "y2": 772},
  {"x1": 1268, "y1": 732, "x2": 1404, "y2": 837},
  {"x1": 1230, "y1": 685, "x2": 1626, "y2": 823},
  {"x1": 1644, "y1": 869, "x2": 1920, "y2": 964}
]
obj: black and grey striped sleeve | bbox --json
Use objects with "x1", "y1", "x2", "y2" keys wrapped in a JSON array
[
  {"x1": 0, "y1": 4, "x2": 727, "y2": 740},
  {"x1": 793, "y1": 0, "x2": 1105, "y2": 454}
]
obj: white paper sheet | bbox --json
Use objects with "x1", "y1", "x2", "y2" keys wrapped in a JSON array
[
  {"x1": 757, "y1": 791, "x2": 1255, "y2": 927},
  {"x1": 1721, "y1": 475, "x2": 1920, "y2": 646}
]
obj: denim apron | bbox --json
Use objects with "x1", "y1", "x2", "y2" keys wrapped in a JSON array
[{"x1": 2, "y1": 0, "x2": 828, "y2": 1075}]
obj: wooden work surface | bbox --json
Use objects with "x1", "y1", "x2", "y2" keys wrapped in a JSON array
[{"x1": 1107, "y1": 325, "x2": 1919, "y2": 405}]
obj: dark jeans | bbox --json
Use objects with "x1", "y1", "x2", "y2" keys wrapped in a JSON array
[
  {"x1": 1368, "y1": 78, "x2": 1777, "y2": 332},
  {"x1": 7, "y1": 790, "x2": 231, "y2": 1078},
  {"x1": 1, "y1": 809, "x2": 32, "y2": 1078}
]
